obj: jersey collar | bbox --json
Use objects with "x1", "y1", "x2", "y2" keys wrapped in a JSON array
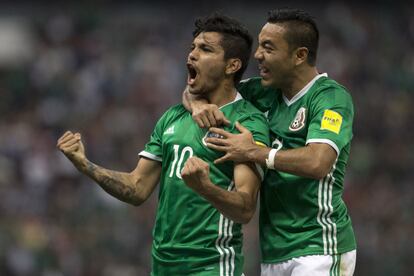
[
  {"x1": 282, "y1": 73, "x2": 328, "y2": 106},
  {"x1": 219, "y1": 91, "x2": 243, "y2": 109}
]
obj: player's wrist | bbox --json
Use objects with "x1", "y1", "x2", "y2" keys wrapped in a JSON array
[
  {"x1": 74, "y1": 156, "x2": 89, "y2": 173},
  {"x1": 246, "y1": 144, "x2": 263, "y2": 163},
  {"x1": 265, "y1": 148, "x2": 280, "y2": 170},
  {"x1": 196, "y1": 179, "x2": 216, "y2": 197}
]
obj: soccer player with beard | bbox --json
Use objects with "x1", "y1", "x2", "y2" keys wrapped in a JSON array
[
  {"x1": 57, "y1": 14, "x2": 269, "y2": 276},
  {"x1": 185, "y1": 8, "x2": 356, "y2": 276}
]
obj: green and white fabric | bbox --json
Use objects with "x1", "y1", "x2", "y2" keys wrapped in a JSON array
[
  {"x1": 238, "y1": 74, "x2": 356, "y2": 264},
  {"x1": 140, "y1": 92, "x2": 269, "y2": 275}
]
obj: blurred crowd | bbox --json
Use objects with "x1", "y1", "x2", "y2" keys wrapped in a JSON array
[{"x1": 0, "y1": 2, "x2": 413, "y2": 275}]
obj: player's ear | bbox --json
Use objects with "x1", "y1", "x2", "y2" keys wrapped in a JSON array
[
  {"x1": 294, "y1": 47, "x2": 308, "y2": 66},
  {"x1": 225, "y1": 58, "x2": 242, "y2": 76}
]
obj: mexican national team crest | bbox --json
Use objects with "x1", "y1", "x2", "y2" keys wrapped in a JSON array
[{"x1": 289, "y1": 107, "x2": 307, "y2": 132}]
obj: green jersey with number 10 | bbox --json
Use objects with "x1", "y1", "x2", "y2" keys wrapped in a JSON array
[
  {"x1": 139, "y1": 93, "x2": 269, "y2": 275},
  {"x1": 238, "y1": 74, "x2": 356, "y2": 263}
]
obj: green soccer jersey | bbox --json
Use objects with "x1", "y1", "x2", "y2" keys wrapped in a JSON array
[
  {"x1": 238, "y1": 74, "x2": 356, "y2": 263},
  {"x1": 139, "y1": 93, "x2": 269, "y2": 275}
]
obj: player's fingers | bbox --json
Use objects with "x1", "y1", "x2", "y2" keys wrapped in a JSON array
[
  {"x1": 196, "y1": 158, "x2": 209, "y2": 170},
  {"x1": 222, "y1": 117, "x2": 231, "y2": 126},
  {"x1": 181, "y1": 163, "x2": 189, "y2": 176},
  {"x1": 205, "y1": 137, "x2": 228, "y2": 146},
  {"x1": 58, "y1": 134, "x2": 81, "y2": 146},
  {"x1": 182, "y1": 158, "x2": 195, "y2": 177},
  {"x1": 61, "y1": 143, "x2": 79, "y2": 154},
  {"x1": 212, "y1": 110, "x2": 222, "y2": 125},
  {"x1": 58, "y1": 139, "x2": 74, "y2": 150},
  {"x1": 60, "y1": 130, "x2": 73, "y2": 139},
  {"x1": 196, "y1": 114, "x2": 211, "y2": 128},
  {"x1": 185, "y1": 157, "x2": 196, "y2": 168},
  {"x1": 193, "y1": 116, "x2": 205, "y2": 128},
  {"x1": 235, "y1": 121, "x2": 249, "y2": 133},
  {"x1": 205, "y1": 142, "x2": 227, "y2": 152},
  {"x1": 192, "y1": 157, "x2": 205, "y2": 168},
  {"x1": 209, "y1": 127, "x2": 231, "y2": 139},
  {"x1": 214, "y1": 155, "x2": 230, "y2": 164},
  {"x1": 57, "y1": 131, "x2": 74, "y2": 145},
  {"x1": 212, "y1": 110, "x2": 231, "y2": 127},
  {"x1": 200, "y1": 115, "x2": 212, "y2": 128},
  {"x1": 60, "y1": 138, "x2": 81, "y2": 149},
  {"x1": 58, "y1": 132, "x2": 81, "y2": 147},
  {"x1": 206, "y1": 112, "x2": 217, "y2": 128}
]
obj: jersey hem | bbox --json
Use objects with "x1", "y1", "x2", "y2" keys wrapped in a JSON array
[{"x1": 261, "y1": 245, "x2": 357, "y2": 264}]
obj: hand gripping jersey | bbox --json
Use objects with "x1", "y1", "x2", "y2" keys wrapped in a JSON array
[
  {"x1": 237, "y1": 74, "x2": 356, "y2": 263},
  {"x1": 139, "y1": 93, "x2": 269, "y2": 275}
]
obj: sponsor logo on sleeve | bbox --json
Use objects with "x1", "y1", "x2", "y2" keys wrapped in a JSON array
[{"x1": 320, "y1": 110, "x2": 342, "y2": 134}]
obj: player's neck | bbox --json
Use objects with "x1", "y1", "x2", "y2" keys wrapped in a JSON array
[
  {"x1": 282, "y1": 67, "x2": 319, "y2": 100},
  {"x1": 207, "y1": 82, "x2": 237, "y2": 108}
]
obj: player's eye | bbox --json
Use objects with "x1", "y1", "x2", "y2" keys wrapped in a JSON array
[
  {"x1": 201, "y1": 45, "x2": 213, "y2": 52},
  {"x1": 263, "y1": 44, "x2": 273, "y2": 52}
]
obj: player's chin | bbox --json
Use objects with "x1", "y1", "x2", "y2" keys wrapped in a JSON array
[
  {"x1": 187, "y1": 86, "x2": 200, "y2": 95},
  {"x1": 188, "y1": 84, "x2": 205, "y2": 95},
  {"x1": 260, "y1": 77, "x2": 273, "y2": 88}
]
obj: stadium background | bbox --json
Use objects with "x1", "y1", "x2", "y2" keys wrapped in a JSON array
[{"x1": 0, "y1": 1, "x2": 413, "y2": 275}]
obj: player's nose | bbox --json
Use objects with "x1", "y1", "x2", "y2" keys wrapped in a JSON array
[{"x1": 254, "y1": 47, "x2": 264, "y2": 60}]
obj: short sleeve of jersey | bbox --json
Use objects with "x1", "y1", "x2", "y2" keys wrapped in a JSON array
[
  {"x1": 306, "y1": 87, "x2": 354, "y2": 155},
  {"x1": 239, "y1": 113, "x2": 270, "y2": 147},
  {"x1": 237, "y1": 78, "x2": 278, "y2": 113},
  {"x1": 138, "y1": 110, "x2": 171, "y2": 162},
  {"x1": 238, "y1": 112, "x2": 270, "y2": 180}
]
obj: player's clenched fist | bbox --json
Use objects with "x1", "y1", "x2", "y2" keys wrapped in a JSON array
[
  {"x1": 56, "y1": 131, "x2": 87, "y2": 168},
  {"x1": 181, "y1": 157, "x2": 211, "y2": 192}
]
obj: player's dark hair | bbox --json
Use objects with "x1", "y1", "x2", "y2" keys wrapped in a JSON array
[
  {"x1": 267, "y1": 8, "x2": 319, "y2": 66},
  {"x1": 193, "y1": 13, "x2": 253, "y2": 84}
]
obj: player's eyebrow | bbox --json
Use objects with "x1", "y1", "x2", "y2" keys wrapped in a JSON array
[
  {"x1": 192, "y1": 41, "x2": 215, "y2": 52},
  {"x1": 203, "y1": 38, "x2": 220, "y2": 48}
]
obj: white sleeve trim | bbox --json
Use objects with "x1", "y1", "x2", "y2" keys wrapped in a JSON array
[
  {"x1": 255, "y1": 163, "x2": 265, "y2": 181},
  {"x1": 138, "y1": 151, "x2": 162, "y2": 162},
  {"x1": 306, "y1": 138, "x2": 340, "y2": 156}
]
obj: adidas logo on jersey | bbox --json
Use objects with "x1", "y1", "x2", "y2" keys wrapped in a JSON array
[{"x1": 164, "y1": 125, "x2": 175, "y2": 135}]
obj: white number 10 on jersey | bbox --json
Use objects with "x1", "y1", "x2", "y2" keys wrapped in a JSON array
[{"x1": 169, "y1": 144, "x2": 194, "y2": 179}]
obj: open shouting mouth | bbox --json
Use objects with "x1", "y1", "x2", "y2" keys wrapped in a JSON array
[{"x1": 187, "y1": 63, "x2": 199, "y2": 86}]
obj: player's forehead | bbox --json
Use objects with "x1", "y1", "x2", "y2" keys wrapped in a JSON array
[
  {"x1": 258, "y1": 23, "x2": 287, "y2": 44},
  {"x1": 193, "y1": 32, "x2": 223, "y2": 48}
]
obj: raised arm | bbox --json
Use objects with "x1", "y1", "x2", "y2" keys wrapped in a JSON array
[
  {"x1": 57, "y1": 131, "x2": 161, "y2": 206},
  {"x1": 181, "y1": 157, "x2": 260, "y2": 224}
]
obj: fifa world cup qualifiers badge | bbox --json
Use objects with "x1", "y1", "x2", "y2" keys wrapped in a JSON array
[
  {"x1": 207, "y1": 132, "x2": 225, "y2": 139},
  {"x1": 202, "y1": 131, "x2": 225, "y2": 146}
]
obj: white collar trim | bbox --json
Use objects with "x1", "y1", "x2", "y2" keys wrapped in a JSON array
[
  {"x1": 283, "y1": 73, "x2": 328, "y2": 106},
  {"x1": 219, "y1": 91, "x2": 243, "y2": 109}
]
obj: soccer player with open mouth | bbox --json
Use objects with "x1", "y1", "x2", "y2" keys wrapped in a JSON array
[{"x1": 57, "y1": 13, "x2": 269, "y2": 276}]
